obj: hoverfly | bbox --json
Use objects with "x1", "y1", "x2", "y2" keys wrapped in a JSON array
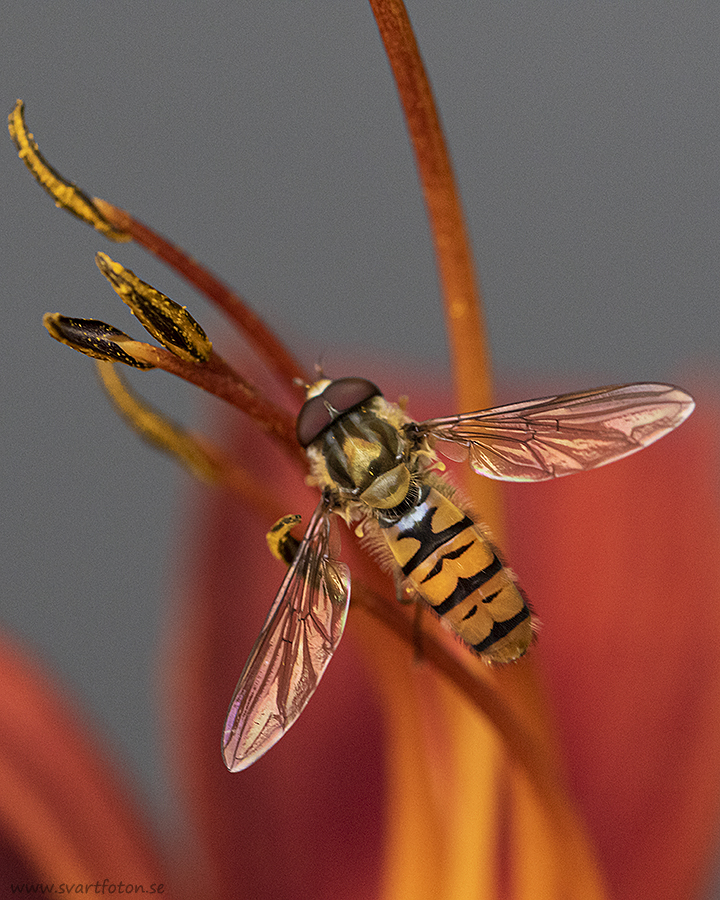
[{"x1": 222, "y1": 377, "x2": 694, "y2": 771}]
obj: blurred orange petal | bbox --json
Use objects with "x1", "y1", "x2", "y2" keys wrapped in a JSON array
[
  {"x1": 164, "y1": 415, "x2": 386, "y2": 900},
  {"x1": 0, "y1": 630, "x2": 173, "y2": 891}
]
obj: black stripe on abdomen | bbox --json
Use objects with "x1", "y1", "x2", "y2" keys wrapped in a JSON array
[
  {"x1": 388, "y1": 491, "x2": 474, "y2": 577},
  {"x1": 471, "y1": 606, "x2": 531, "y2": 653},
  {"x1": 419, "y1": 540, "x2": 474, "y2": 584},
  {"x1": 431, "y1": 554, "x2": 504, "y2": 616}
]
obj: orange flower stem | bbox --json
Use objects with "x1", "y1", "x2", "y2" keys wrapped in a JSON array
[
  {"x1": 93, "y1": 198, "x2": 311, "y2": 392},
  {"x1": 368, "y1": 2, "x2": 492, "y2": 409},
  {"x1": 368, "y1": 4, "x2": 607, "y2": 897}
]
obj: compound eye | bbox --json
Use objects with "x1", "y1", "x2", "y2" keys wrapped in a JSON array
[
  {"x1": 296, "y1": 377, "x2": 382, "y2": 447},
  {"x1": 323, "y1": 378, "x2": 381, "y2": 412},
  {"x1": 296, "y1": 395, "x2": 333, "y2": 447}
]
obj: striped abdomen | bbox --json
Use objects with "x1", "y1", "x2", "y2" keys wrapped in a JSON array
[{"x1": 378, "y1": 484, "x2": 532, "y2": 662}]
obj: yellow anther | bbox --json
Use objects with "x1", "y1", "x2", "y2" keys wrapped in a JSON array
[
  {"x1": 43, "y1": 313, "x2": 156, "y2": 369},
  {"x1": 8, "y1": 101, "x2": 131, "y2": 241},
  {"x1": 96, "y1": 252, "x2": 212, "y2": 363}
]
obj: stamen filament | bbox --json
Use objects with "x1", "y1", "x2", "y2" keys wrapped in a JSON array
[
  {"x1": 119, "y1": 345, "x2": 301, "y2": 462},
  {"x1": 368, "y1": 2, "x2": 491, "y2": 417},
  {"x1": 95, "y1": 361, "x2": 287, "y2": 518},
  {"x1": 95, "y1": 360, "x2": 225, "y2": 483}
]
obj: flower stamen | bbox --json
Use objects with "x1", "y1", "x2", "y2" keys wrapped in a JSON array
[
  {"x1": 8, "y1": 100, "x2": 131, "y2": 242},
  {"x1": 95, "y1": 252, "x2": 212, "y2": 363},
  {"x1": 8, "y1": 100, "x2": 308, "y2": 390},
  {"x1": 266, "y1": 515, "x2": 302, "y2": 565},
  {"x1": 43, "y1": 313, "x2": 156, "y2": 369}
]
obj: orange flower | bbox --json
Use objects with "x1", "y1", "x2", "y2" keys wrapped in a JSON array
[
  {"x1": 5, "y1": 3, "x2": 719, "y2": 898},
  {"x1": 0, "y1": 383, "x2": 716, "y2": 899}
]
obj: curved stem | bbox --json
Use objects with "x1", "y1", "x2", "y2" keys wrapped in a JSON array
[
  {"x1": 367, "y1": 4, "x2": 607, "y2": 897},
  {"x1": 368, "y1": 0, "x2": 492, "y2": 416}
]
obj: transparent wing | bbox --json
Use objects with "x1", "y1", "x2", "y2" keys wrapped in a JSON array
[
  {"x1": 414, "y1": 383, "x2": 695, "y2": 482},
  {"x1": 222, "y1": 498, "x2": 350, "y2": 772}
]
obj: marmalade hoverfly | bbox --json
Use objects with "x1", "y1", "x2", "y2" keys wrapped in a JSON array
[{"x1": 222, "y1": 377, "x2": 694, "y2": 771}]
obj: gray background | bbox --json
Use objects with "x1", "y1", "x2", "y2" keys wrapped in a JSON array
[{"x1": 2, "y1": 0, "x2": 719, "y2": 889}]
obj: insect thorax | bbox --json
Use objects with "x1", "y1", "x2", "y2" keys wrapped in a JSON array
[{"x1": 304, "y1": 395, "x2": 426, "y2": 516}]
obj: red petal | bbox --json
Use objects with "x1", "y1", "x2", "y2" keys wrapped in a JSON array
[
  {"x1": 505, "y1": 383, "x2": 720, "y2": 900},
  {"x1": 0, "y1": 631, "x2": 173, "y2": 891}
]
